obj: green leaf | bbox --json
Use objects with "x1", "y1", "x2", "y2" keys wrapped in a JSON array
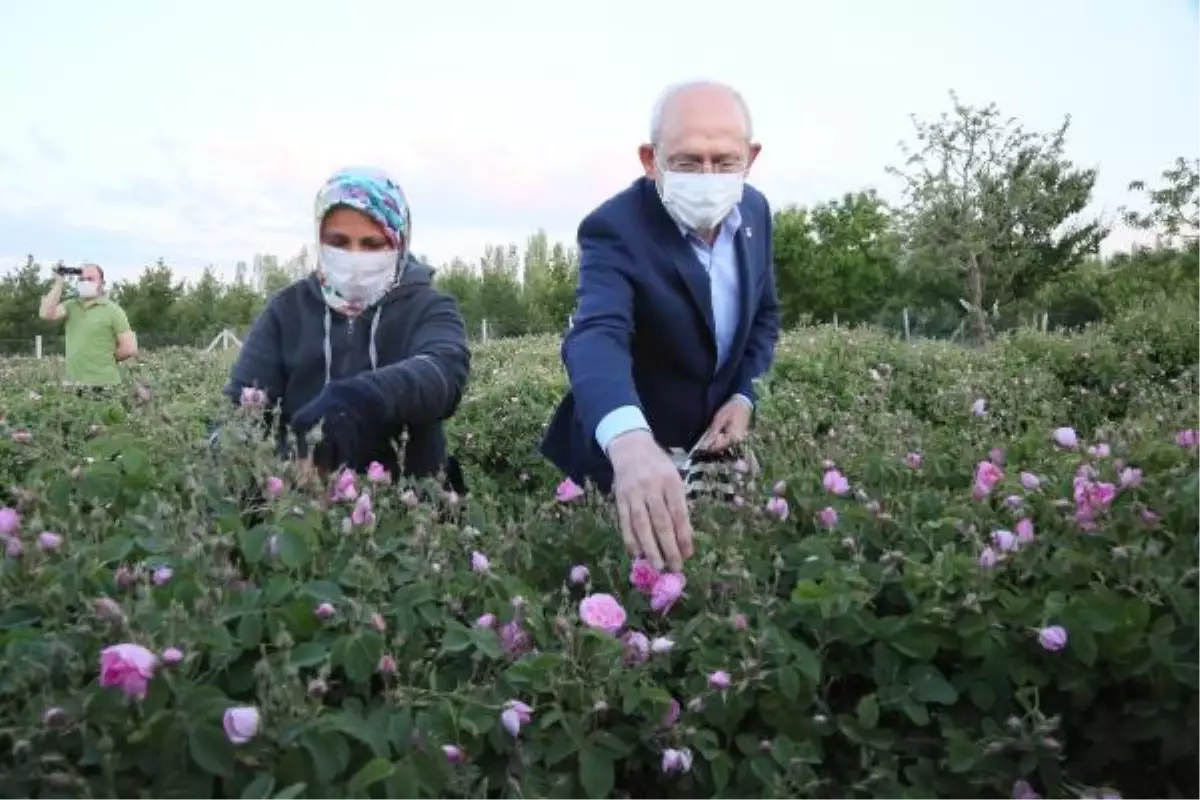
[
  {"x1": 578, "y1": 747, "x2": 615, "y2": 800},
  {"x1": 710, "y1": 752, "x2": 731, "y2": 792},
  {"x1": 302, "y1": 730, "x2": 351, "y2": 784},
  {"x1": 908, "y1": 664, "x2": 958, "y2": 705},
  {"x1": 97, "y1": 535, "x2": 134, "y2": 564},
  {"x1": 385, "y1": 759, "x2": 420, "y2": 799},
  {"x1": 189, "y1": 725, "x2": 235, "y2": 777},
  {"x1": 332, "y1": 632, "x2": 385, "y2": 684},
  {"x1": 237, "y1": 613, "x2": 264, "y2": 649},
  {"x1": 856, "y1": 693, "x2": 880, "y2": 728},
  {"x1": 778, "y1": 666, "x2": 800, "y2": 701},
  {"x1": 347, "y1": 758, "x2": 395, "y2": 794},
  {"x1": 240, "y1": 773, "x2": 275, "y2": 799},
  {"x1": 276, "y1": 529, "x2": 311, "y2": 569},
  {"x1": 791, "y1": 640, "x2": 822, "y2": 683},
  {"x1": 272, "y1": 784, "x2": 307, "y2": 800},
  {"x1": 238, "y1": 526, "x2": 271, "y2": 565},
  {"x1": 901, "y1": 699, "x2": 930, "y2": 726},
  {"x1": 289, "y1": 641, "x2": 329, "y2": 669},
  {"x1": 439, "y1": 621, "x2": 473, "y2": 655}
]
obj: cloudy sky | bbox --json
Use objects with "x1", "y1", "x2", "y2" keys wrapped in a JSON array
[{"x1": 0, "y1": 0, "x2": 1196, "y2": 283}]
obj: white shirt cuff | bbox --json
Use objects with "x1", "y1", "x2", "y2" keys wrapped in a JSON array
[{"x1": 596, "y1": 405, "x2": 650, "y2": 454}]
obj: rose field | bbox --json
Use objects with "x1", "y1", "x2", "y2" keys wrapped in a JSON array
[{"x1": 0, "y1": 297, "x2": 1196, "y2": 800}]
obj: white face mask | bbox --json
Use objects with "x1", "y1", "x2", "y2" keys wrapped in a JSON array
[
  {"x1": 319, "y1": 246, "x2": 398, "y2": 307},
  {"x1": 77, "y1": 280, "x2": 100, "y2": 300},
  {"x1": 657, "y1": 170, "x2": 746, "y2": 232}
]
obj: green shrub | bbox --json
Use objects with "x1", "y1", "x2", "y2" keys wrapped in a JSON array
[{"x1": 0, "y1": 313, "x2": 1195, "y2": 799}]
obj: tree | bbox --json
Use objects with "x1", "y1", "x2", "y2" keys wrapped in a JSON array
[
  {"x1": 1122, "y1": 156, "x2": 1199, "y2": 249},
  {"x1": 887, "y1": 91, "x2": 1105, "y2": 342},
  {"x1": 772, "y1": 192, "x2": 901, "y2": 327}
]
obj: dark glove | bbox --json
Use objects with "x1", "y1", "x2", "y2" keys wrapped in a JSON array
[{"x1": 290, "y1": 377, "x2": 387, "y2": 472}]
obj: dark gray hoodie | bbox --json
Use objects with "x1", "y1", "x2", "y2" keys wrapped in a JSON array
[{"x1": 224, "y1": 256, "x2": 470, "y2": 478}]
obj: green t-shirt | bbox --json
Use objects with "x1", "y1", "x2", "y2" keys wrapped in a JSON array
[{"x1": 62, "y1": 298, "x2": 131, "y2": 387}]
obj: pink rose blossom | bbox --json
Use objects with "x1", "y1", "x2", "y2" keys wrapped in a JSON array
[
  {"x1": 351, "y1": 492, "x2": 375, "y2": 527},
  {"x1": 378, "y1": 654, "x2": 397, "y2": 675},
  {"x1": 1052, "y1": 427, "x2": 1078, "y2": 449},
  {"x1": 630, "y1": 558, "x2": 660, "y2": 594},
  {"x1": 1088, "y1": 443, "x2": 1110, "y2": 458},
  {"x1": 1012, "y1": 779, "x2": 1042, "y2": 799},
  {"x1": 579, "y1": 593, "x2": 627, "y2": 634},
  {"x1": 731, "y1": 612, "x2": 748, "y2": 631},
  {"x1": 904, "y1": 452, "x2": 922, "y2": 469},
  {"x1": 500, "y1": 699, "x2": 533, "y2": 737},
  {"x1": 568, "y1": 564, "x2": 589, "y2": 585},
  {"x1": 152, "y1": 566, "x2": 173, "y2": 586},
  {"x1": 94, "y1": 596, "x2": 125, "y2": 621},
  {"x1": 989, "y1": 447, "x2": 1006, "y2": 466},
  {"x1": 223, "y1": 706, "x2": 260, "y2": 745},
  {"x1": 766, "y1": 496, "x2": 790, "y2": 520},
  {"x1": 973, "y1": 460, "x2": 1005, "y2": 499},
  {"x1": 475, "y1": 613, "x2": 496, "y2": 629},
  {"x1": 1015, "y1": 517, "x2": 1035, "y2": 544},
  {"x1": 1175, "y1": 429, "x2": 1198, "y2": 448},
  {"x1": 555, "y1": 477, "x2": 585, "y2": 502},
  {"x1": 371, "y1": 612, "x2": 387, "y2": 632},
  {"x1": 1119, "y1": 467, "x2": 1142, "y2": 488},
  {"x1": 0, "y1": 507, "x2": 20, "y2": 537},
  {"x1": 991, "y1": 530, "x2": 1018, "y2": 553},
  {"x1": 443, "y1": 744, "x2": 465, "y2": 764},
  {"x1": 822, "y1": 469, "x2": 850, "y2": 495},
  {"x1": 315, "y1": 602, "x2": 335, "y2": 620},
  {"x1": 240, "y1": 387, "x2": 266, "y2": 408},
  {"x1": 264, "y1": 476, "x2": 284, "y2": 499},
  {"x1": 650, "y1": 572, "x2": 686, "y2": 614},
  {"x1": 650, "y1": 636, "x2": 674, "y2": 654},
  {"x1": 817, "y1": 506, "x2": 838, "y2": 528},
  {"x1": 661, "y1": 747, "x2": 694, "y2": 775},
  {"x1": 37, "y1": 531, "x2": 63, "y2": 551},
  {"x1": 1038, "y1": 625, "x2": 1068, "y2": 652},
  {"x1": 99, "y1": 643, "x2": 159, "y2": 699},
  {"x1": 366, "y1": 461, "x2": 391, "y2": 484},
  {"x1": 1019, "y1": 472, "x2": 1041, "y2": 491},
  {"x1": 622, "y1": 631, "x2": 650, "y2": 665},
  {"x1": 708, "y1": 670, "x2": 731, "y2": 690},
  {"x1": 772, "y1": 479, "x2": 787, "y2": 495},
  {"x1": 971, "y1": 398, "x2": 987, "y2": 416},
  {"x1": 6, "y1": 538, "x2": 22, "y2": 558},
  {"x1": 978, "y1": 547, "x2": 999, "y2": 569},
  {"x1": 161, "y1": 647, "x2": 184, "y2": 666},
  {"x1": 332, "y1": 469, "x2": 357, "y2": 502},
  {"x1": 500, "y1": 621, "x2": 532, "y2": 656},
  {"x1": 470, "y1": 551, "x2": 489, "y2": 573},
  {"x1": 661, "y1": 698, "x2": 681, "y2": 729}
]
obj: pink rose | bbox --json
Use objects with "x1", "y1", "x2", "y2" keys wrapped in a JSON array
[
  {"x1": 366, "y1": 461, "x2": 391, "y2": 484},
  {"x1": 37, "y1": 531, "x2": 63, "y2": 551},
  {"x1": 650, "y1": 572, "x2": 686, "y2": 614},
  {"x1": 579, "y1": 593, "x2": 627, "y2": 634},
  {"x1": 629, "y1": 558, "x2": 660, "y2": 594},
  {"x1": 822, "y1": 469, "x2": 850, "y2": 495},
  {"x1": 555, "y1": 477, "x2": 585, "y2": 502},
  {"x1": 661, "y1": 698, "x2": 681, "y2": 729},
  {"x1": 223, "y1": 706, "x2": 261, "y2": 744},
  {"x1": 0, "y1": 506, "x2": 20, "y2": 537},
  {"x1": 351, "y1": 492, "x2": 375, "y2": 527},
  {"x1": 264, "y1": 475, "x2": 285, "y2": 498},
  {"x1": 568, "y1": 564, "x2": 590, "y2": 585},
  {"x1": 765, "y1": 495, "x2": 790, "y2": 520},
  {"x1": 817, "y1": 506, "x2": 838, "y2": 528},
  {"x1": 99, "y1": 643, "x2": 159, "y2": 699}
]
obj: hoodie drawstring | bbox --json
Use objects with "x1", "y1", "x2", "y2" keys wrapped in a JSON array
[{"x1": 323, "y1": 305, "x2": 381, "y2": 386}]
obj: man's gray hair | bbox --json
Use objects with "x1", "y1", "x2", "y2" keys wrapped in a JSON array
[{"x1": 649, "y1": 80, "x2": 754, "y2": 146}]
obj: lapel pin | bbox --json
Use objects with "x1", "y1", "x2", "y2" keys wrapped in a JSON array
[{"x1": 745, "y1": 227, "x2": 753, "y2": 238}]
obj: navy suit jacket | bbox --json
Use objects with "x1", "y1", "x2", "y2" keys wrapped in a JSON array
[{"x1": 540, "y1": 176, "x2": 782, "y2": 493}]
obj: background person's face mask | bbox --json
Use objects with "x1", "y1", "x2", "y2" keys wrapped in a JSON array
[
  {"x1": 77, "y1": 279, "x2": 100, "y2": 300},
  {"x1": 319, "y1": 246, "x2": 398, "y2": 307},
  {"x1": 657, "y1": 169, "x2": 746, "y2": 232}
]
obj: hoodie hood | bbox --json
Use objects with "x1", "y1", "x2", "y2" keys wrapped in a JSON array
[{"x1": 301, "y1": 254, "x2": 437, "y2": 386}]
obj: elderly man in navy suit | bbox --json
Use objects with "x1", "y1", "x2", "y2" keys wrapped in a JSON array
[{"x1": 541, "y1": 79, "x2": 782, "y2": 572}]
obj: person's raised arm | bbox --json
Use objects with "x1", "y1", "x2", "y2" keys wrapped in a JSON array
[
  {"x1": 224, "y1": 300, "x2": 286, "y2": 408},
  {"x1": 562, "y1": 214, "x2": 649, "y2": 452},
  {"x1": 38, "y1": 276, "x2": 68, "y2": 322},
  {"x1": 562, "y1": 213, "x2": 693, "y2": 572},
  {"x1": 359, "y1": 292, "x2": 471, "y2": 425}
]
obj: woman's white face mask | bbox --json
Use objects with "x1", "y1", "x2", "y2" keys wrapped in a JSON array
[{"x1": 319, "y1": 246, "x2": 398, "y2": 306}]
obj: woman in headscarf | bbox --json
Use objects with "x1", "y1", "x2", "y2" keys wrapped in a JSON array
[{"x1": 224, "y1": 166, "x2": 471, "y2": 486}]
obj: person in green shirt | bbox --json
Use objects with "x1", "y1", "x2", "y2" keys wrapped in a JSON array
[{"x1": 38, "y1": 263, "x2": 138, "y2": 390}]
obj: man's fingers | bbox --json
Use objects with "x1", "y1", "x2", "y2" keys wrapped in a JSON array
[
  {"x1": 665, "y1": 482, "x2": 694, "y2": 560},
  {"x1": 646, "y1": 492, "x2": 682, "y2": 572},
  {"x1": 629, "y1": 498, "x2": 664, "y2": 570},
  {"x1": 616, "y1": 496, "x2": 638, "y2": 556}
]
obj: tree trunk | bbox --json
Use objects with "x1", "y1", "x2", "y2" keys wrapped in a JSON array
[{"x1": 966, "y1": 251, "x2": 990, "y2": 344}]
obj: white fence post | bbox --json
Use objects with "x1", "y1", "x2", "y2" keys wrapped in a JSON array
[
  {"x1": 481, "y1": 319, "x2": 489, "y2": 343},
  {"x1": 902, "y1": 308, "x2": 911, "y2": 342},
  {"x1": 35, "y1": 335, "x2": 42, "y2": 359}
]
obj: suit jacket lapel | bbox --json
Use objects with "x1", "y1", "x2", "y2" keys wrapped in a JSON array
[
  {"x1": 641, "y1": 179, "x2": 716, "y2": 344},
  {"x1": 732, "y1": 213, "x2": 754, "y2": 343}
]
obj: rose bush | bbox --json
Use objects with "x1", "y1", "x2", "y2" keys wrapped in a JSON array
[{"x1": 0, "y1": 299, "x2": 1196, "y2": 799}]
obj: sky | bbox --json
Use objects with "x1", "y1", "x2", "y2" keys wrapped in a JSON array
[{"x1": 0, "y1": 0, "x2": 1196, "y2": 284}]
